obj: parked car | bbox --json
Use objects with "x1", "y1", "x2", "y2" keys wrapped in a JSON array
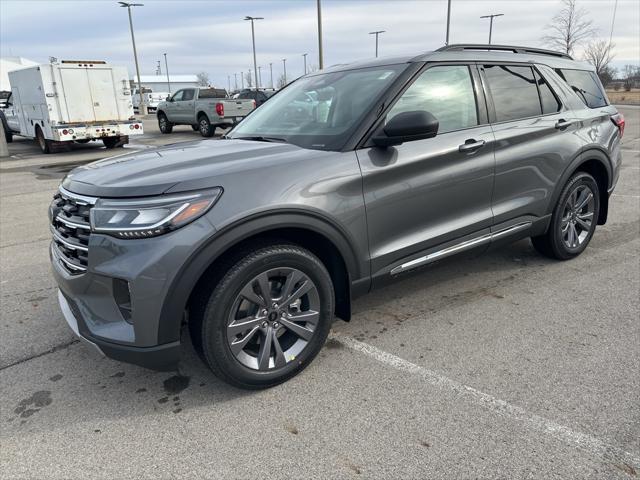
[
  {"x1": 50, "y1": 44, "x2": 623, "y2": 388},
  {"x1": 156, "y1": 87, "x2": 255, "y2": 137},
  {"x1": 233, "y1": 88, "x2": 276, "y2": 107},
  {"x1": 133, "y1": 88, "x2": 169, "y2": 113},
  {"x1": 1, "y1": 60, "x2": 142, "y2": 152}
]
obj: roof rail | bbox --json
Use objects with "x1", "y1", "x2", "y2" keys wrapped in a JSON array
[{"x1": 436, "y1": 44, "x2": 572, "y2": 60}]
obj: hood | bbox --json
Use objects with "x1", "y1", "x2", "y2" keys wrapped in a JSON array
[{"x1": 62, "y1": 139, "x2": 319, "y2": 198}]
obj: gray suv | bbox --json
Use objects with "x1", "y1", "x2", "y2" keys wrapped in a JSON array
[{"x1": 50, "y1": 45, "x2": 624, "y2": 388}]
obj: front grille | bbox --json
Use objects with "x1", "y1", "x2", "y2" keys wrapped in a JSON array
[{"x1": 50, "y1": 187, "x2": 96, "y2": 274}]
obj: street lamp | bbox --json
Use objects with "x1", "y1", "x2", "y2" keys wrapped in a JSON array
[
  {"x1": 118, "y1": 2, "x2": 147, "y2": 114},
  {"x1": 244, "y1": 16, "x2": 263, "y2": 91},
  {"x1": 234, "y1": 73, "x2": 238, "y2": 91},
  {"x1": 241, "y1": 70, "x2": 244, "y2": 89},
  {"x1": 163, "y1": 52, "x2": 171, "y2": 94},
  {"x1": 258, "y1": 66, "x2": 262, "y2": 88},
  {"x1": 227, "y1": 75, "x2": 231, "y2": 93},
  {"x1": 369, "y1": 30, "x2": 385, "y2": 58},
  {"x1": 302, "y1": 53, "x2": 308, "y2": 75},
  {"x1": 269, "y1": 62, "x2": 273, "y2": 88},
  {"x1": 282, "y1": 58, "x2": 287, "y2": 85},
  {"x1": 445, "y1": 0, "x2": 452, "y2": 45},
  {"x1": 480, "y1": 13, "x2": 504, "y2": 44},
  {"x1": 317, "y1": 0, "x2": 324, "y2": 69}
]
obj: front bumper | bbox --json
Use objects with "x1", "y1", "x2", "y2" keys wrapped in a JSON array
[
  {"x1": 50, "y1": 215, "x2": 216, "y2": 370},
  {"x1": 58, "y1": 290, "x2": 180, "y2": 370}
]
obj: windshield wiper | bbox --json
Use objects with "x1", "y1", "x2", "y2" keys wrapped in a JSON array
[{"x1": 233, "y1": 136, "x2": 288, "y2": 144}]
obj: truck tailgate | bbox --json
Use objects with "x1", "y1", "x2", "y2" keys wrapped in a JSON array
[{"x1": 222, "y1": 99, "x2": 254, "y2": 118}]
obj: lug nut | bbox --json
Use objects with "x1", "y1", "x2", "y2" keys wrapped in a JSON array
[
  {"x1": 273, "y1": 322, "x2": 280, "y2": 329},
  {"x1": 261, "y1": 321, "x2": 268, "y2": 328},
  {"x1": 261, "y1": 309, "x2": 268, "y2": 316}
]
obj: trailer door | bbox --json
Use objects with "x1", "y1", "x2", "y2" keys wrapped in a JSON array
[{"x1": 87, "y1": 68, "x2": 120, "y2": 121}]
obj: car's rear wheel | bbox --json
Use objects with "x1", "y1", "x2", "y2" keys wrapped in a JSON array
[
  {"x1": 191, "y1": 244, "x2": 334, "y2": 389},
  {"x1": 35, "y1": 126, "x2": 51, "y2": 154},
  {"x1": 158, "y1": 113, "x2": 173, "y2": 134},
  {"x1": 532, "y1": 171, "x2": 599, "y2": 260},
  {"x1": 198, "y1": 115, "x2": 215, "y2": 137}
]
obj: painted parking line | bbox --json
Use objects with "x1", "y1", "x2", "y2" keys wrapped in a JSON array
[
  {"x1": 612, "y1": 193, "x2": 640, "y2": 198},
  {"x1": 331, "y1": 333, "x2": 640, "y2": 469}
]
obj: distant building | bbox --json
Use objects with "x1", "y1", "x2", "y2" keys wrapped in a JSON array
[
  {"x1": 0, "y1": 56, "x2": 38, "y2": 91},
  {"x1": 130, "y1": 74, "x2": 199, "y2": 93}
]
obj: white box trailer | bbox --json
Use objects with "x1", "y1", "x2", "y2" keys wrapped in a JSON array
[{"x1": 4, "y1": 60, "x2": 143, "y2": 153}]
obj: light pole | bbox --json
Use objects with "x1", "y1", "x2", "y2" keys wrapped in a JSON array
[
  {"x1": 163, "y1": 52, "x2": 171, "y2": 94},
  {"x1": 269, "y1": 62, "x2": 273, "y2": 88},
  {"x1": 258, "y1": 66, "x2": 262, "y2": 88},
  {"x1": 244, "y1": 16, "x2": 263, "y2": 91},
  {"x1": 119, "y1": 2, "x2": 147, "y2": 114},
  {"x1": 445, "y1": 0, "x2": 452, "y2": 45},
  {"x1": 302, "y1": 53, "x2": 308, "y2": 75},
  {"x1": 317, "y1": 0, "x2": 324, "y2": 69},
  {"x1": 241, "y1": 71, "x2": 244, "y2": 89},
  {"x1": 480, "y1": 13, "x2": 504, "y2": 44},
  {"x1": 227, "y1": 75, "x2": 231, "y2": 93},
  {"x1": 234, "y1": 73, "x2": 238, "y2": 91},
  {"x1": 282, "y1": 58, "x2": 287, "y2": 85},
  {"x1": 369, "y1": 30, "x2": 385, "y2": 58}
]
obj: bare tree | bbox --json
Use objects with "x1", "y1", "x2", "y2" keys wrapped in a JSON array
[
  {"x1": 276, "y1": 73, "x2": 287, "y2": 89},
  {"x1": 542, "y1": 0, "x2": 597, "y2": 56},
  {"x1": 583, "y1": 40, "x2": 615, "y2": 85},
  {"x1": 196, "y1": 72, "x2": 210, "y2": 86},
  {"x1": 244, "y1": 71, "x2": 253, "y2": 88},
  {"x1": 622, "y1": 65, "x2": 640, "y2": 91}
]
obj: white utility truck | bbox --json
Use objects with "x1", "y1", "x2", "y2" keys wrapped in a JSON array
[
  {"x1": 133, "y1": 88, "x2": 169, "y2": 113},
  {"x1": 2, "y1": 60, "x2": 143, "y2": 153}
]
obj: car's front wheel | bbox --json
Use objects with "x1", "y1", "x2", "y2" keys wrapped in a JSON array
[
  {"x1": 158, "y1": 113, "x2": 173, "y2": 134},
  {"x1": 532, "y1": 171, "x2": 599, "y2": 260},
  {"x1": 191, "y1": 244, "x2": 334, "y2": 389}
]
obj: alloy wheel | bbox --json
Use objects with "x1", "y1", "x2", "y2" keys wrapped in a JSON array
[
  {"x1": 561, "y1": 184, "x2": 595, "y2": 249},
  {"x1": 226, "y1": 267, "x2": 320, "y2": 371}
]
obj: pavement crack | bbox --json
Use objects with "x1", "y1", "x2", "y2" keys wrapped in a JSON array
[{"x1": 0, "y1": 339, "x2": 80, "y2": 372}]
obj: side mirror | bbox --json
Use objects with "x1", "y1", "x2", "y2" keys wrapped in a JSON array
[{"x1": 373, "y1": 111, "x2": 439, "y2": 147}]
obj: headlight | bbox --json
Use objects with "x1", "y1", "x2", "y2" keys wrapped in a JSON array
[{"x1": 90, "y1": 188, "x2": 222, "y2": 239}]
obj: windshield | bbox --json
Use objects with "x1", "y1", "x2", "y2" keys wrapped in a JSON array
[{"x1": 227, "y1": 64, "x2": 406, "y2": 150}]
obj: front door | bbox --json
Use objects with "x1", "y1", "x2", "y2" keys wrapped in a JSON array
[
  {"x1": 174, "y1": 88, "x2": 196, "y2": 123},
  {"x1": 357, "y1": 64, "x2": 496, "y2": 280}
]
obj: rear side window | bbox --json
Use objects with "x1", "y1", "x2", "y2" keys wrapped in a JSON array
[
  {"x1": 556, "y1": 69, "x2": 607, "y2": 108},
  {"x1": 484, "y1": 65, "x2": 541, "y2": 122},
  {"x1": 199, "y1": 88, "x2": 227, "y2": 99},
  {"x1": 387, "y1": 65, "x2": 478, "y2": 134},
  {"x1": 535, "y1": 69, "x2": 562, "y2": 114}
]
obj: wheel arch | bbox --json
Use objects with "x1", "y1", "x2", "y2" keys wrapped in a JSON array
[
  {"x1": 549, "y1": 149, "x2": 611, "y2": 226},
  {"x1": 156, "y1": 212, "x2": 364, "y2": 344}
]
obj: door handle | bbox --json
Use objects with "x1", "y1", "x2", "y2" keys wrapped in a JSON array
[
  {"x1": 555, "y1": 119, "x2": 573, "y2": 130},
  {"x1": 458, "y1": 139, "x2": 486, "y2": 153}
]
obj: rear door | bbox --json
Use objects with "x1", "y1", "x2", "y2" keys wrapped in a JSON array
[
  {"x1": 86, "y1": 67, "x2": 120, "y2": 121},
  {"x1": 357, "y1": 63, "x2": 496, "y2": 280},
  {"x1": 481, "y1": 63, "x2": 584, "y2": 229},
  {"x1": 59, "y1": 67, "x2": 95, "y2": 122}
]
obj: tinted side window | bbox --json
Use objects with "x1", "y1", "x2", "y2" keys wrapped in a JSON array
[
  {"x1": 484, "y1": 65, "x2": 541, "y2": 122},
  {"x1": 535, "y1": 69, "x2": 562, "y2": 114},
  {"x1": 387, "y1": 65, "x2": 478, "y2": 134},
  {"x1": 556, "y1": 69, "x2": 607, "y2": 108},
  {"x1": 182, "y1": 89, "x2": 195, "y2": 101}
]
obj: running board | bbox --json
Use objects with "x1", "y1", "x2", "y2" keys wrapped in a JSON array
[{"x1": 390, "y1": 222, "x2": 532, "y2": 275}]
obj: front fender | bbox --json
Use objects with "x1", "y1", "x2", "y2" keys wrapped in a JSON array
[{"x1": 156, "y1": 210, "x2": 366, "y2": 344}]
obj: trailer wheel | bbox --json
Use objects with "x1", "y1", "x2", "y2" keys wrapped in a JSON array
[
  {"x1": 103, "y1": 136, "x2": 124, "y2": 149},
  {"x1": 198, "y1": 114, "x2": 215, "y2": 138},
  {"x1": 158, "y1": 113, "x2": 173, "y2": 134},
  {"x1": 35, "y1": 126, "x2": 51, "y2": 154}
]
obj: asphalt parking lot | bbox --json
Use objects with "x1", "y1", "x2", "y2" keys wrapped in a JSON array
[{"x1": 1, "y1": 107, "x2": 639, "y2": 479}]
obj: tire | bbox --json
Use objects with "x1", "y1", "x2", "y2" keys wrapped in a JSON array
[
  {"x1": 75, "y1": 139, "x2": 91, "y2": 144},
  {"x1": 102, "y1": 136, "x2": 123, "y2": 149},
  {"x1": 35, "y1": 126, "x2": 51, "y2": 154},
  {"x1": 191, "y1": 125, "x2": 199, "y2": 131},
  {"x1": 532, "y1": 172, "x2": 600, "y2": 260},
  {"x1": 158, "y1": 113, "x2": 173, "y2": 134},
  {"x1": 198, "y1": 114, "x2": 215, "y2": 137},
  {"x1": 191, "y1": 243, "x2": 334, "y2": 389}
]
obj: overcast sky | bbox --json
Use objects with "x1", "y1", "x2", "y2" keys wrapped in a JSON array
[{"x1": 1, "y1": 0, "x2": 638, "y2": 89}]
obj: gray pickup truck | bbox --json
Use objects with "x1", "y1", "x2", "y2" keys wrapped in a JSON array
[{"x1": 156, "y1": 87, "x2": 255, "y2": 137}]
